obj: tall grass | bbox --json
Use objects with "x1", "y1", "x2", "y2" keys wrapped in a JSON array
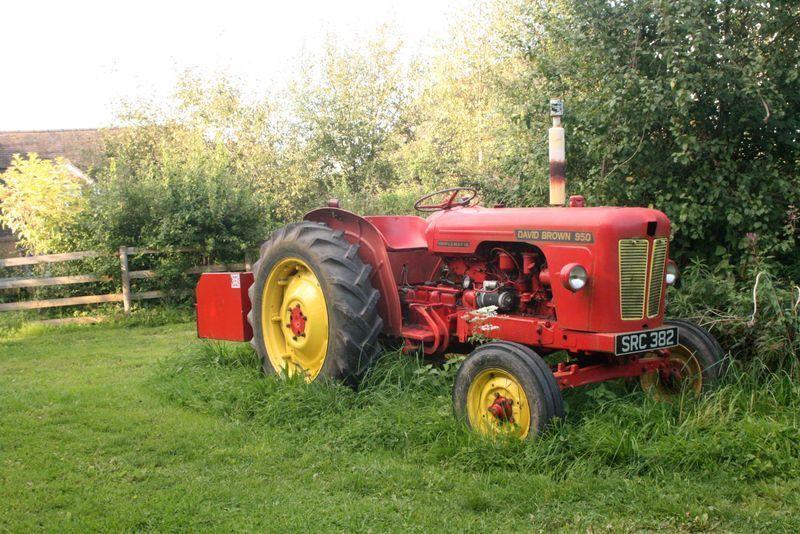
[
  {"x1": 669, "y1": 259, "x2": 799, "y2": 372},
  {"x1": 154, "y1": 341, "x2": 800, "y2": 482}
]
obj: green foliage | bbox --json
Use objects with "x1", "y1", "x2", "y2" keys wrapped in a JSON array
[
  {"x1": 328, "y1": 180, "x2": 429, "y2": 216},
  {"x1": 160, "y1": 338, "x2": 800, "y2": 484},
  {"x1": 668, "y1": 258, "x2": 799, "y2": 370},
  {"x1": 0, "y1": 153, "x2": 88, "y2": 253},
  {"x1": 499, "y1": 0, "x2": 800, "y2": 267},
  {"x1": 153, "y1": 335, "x2": 800, "y2": 508},
  {"x1": 0, "y1": 304, "x2": 192, "y2": 340},
  {"x1": 395, "y1": 14, "x2": 515, "y2": 189},
  {"x1": 287, "y1": 30, "x2": 415, "y2": 206},
  {"x1": 18, "y1": 2, "x2": 798, "y2": 269},
  {"x1": 4, "y1": 2, "x2": 799, "y2": 371},
  {"x1": 85, "y1": 80, "x2": 277, "y2": 263}
]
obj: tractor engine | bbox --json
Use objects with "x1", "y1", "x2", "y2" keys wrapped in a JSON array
[
  {"x1": 397, "y1": 245, "x2": 555, "y2": 354},
  {"x1": 447, "y1": 246, "x2": 552, "y2": 318}
]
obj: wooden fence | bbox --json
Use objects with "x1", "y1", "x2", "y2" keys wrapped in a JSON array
[{"x1": 0, "y1": 247, "x2": 249, "y2": 314}]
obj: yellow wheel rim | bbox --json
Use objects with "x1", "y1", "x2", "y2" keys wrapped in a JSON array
[
  {"x1": 261, "y1": 257, "x2": 329, "y2": 381},
  {"x1": 466, "y1": 368, "x2": 531, "y2": 438},
  {"x1": 640, "y1": 344, "x2": 703, "y2": 399}
]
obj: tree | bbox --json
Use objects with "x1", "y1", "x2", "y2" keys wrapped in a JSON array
[
  {"x1": 394, "y1": 6, "x2": 511, "y2": 191},
  {"x1": 498, "y1": 0, "x2": 800, "y2": 267},
  {"x1": 0, "y1": 153, "x2": 88, "y2": 253},
  {"x1": 289, "y1": 30, "x2": 415, "y2": 199},
  {"x1": 87, "y1": 75, "x2": 280, "y2": 260}
]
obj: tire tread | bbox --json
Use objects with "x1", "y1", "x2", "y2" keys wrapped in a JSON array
[{"x1": 247, "y1": 221, "x2": 383, "y2": 386}]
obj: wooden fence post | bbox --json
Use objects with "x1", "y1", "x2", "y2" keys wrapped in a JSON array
[{"x1": 119, "y1": 246, "x2": 132, "y2": 314}]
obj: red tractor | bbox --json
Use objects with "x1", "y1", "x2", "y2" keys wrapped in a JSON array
[{"x1": 196, "y1": 100, "x2": 725, "y2": 439}]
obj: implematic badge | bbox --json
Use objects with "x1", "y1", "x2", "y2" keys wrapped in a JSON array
[
  {"x1": 515, "y1": 229, "x2": 594, "y2": 244},
  {"x1": 437, "y1": 240, "x2": 471, "y2": 248}
]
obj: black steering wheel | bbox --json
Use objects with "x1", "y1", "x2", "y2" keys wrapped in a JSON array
[{"x1": 414, "y1": 187, "x2": 478, "y2": 212}]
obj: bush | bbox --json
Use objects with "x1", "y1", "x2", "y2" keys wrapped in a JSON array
[
  {"x1": 83, "y1": 82, "x2": 278, "y2": 264},
  {"x1": 497, "y1": 0, "x2": 800, "y2": 269},
  {"x1": 668, "y1": 258, "x2": 799, "y2": 371},
  {"x1": 0, "y1": 153, "x2": 88, "y2": 253},
  {"x1": 89, "y1": 133, "x2": 268, "y2": 259}
]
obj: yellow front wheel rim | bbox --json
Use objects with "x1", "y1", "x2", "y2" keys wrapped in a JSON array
[
  {"x1": 261, "y1": 257, "x2": 329, "y2": 381},
  {"x1": 466, "y1": 368, "x2": 531, "y2": 438},
  {"x1": 640, "y1": 344, "x2": 703, "y2": 398}
]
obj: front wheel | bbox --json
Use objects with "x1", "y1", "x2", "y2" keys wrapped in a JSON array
[
  {"x1": 640, "y1": 320, "x2": 726, "y2": 399},
  {"x1": 453, "y1": 342, "x2": 563, "y2": 439}
]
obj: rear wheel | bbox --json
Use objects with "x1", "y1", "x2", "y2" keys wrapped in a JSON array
[
  {"x1": 640, "y1": 319, "x2": 725, "y2": 399},
  {"x1": 247, "y1": 221, "x2": 383, "y2": 385},
  {"x1": 453, "y1": 342, "x2": 563, "y2": 439}
]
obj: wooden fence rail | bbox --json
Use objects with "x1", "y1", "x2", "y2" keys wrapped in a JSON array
[
  {"x1": 0, "y1": 250, "x2": 103, "y2": 268},
  {"x1": 0, "y1": 247, "x2": 250, "y2": 314}
]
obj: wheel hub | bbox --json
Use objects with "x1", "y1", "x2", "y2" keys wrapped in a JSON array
[
  {"x1": 640, "y1": 343, "x2": 703, "y2": 398},
  {"x1": 487, "y1": 394, "x2": 515, "y2": 423},
  {"x1": 659, "y1": 361, "x2": 685, "y2": 388},
  {"x1": 466, "y1": 368, "x2": 531, "y2": 437},
  {"x1": 288, "y1": 304, "x2": 307, "y2": 338}
]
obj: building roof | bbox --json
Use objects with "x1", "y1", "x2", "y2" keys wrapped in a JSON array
[{"x1": 0, "y1": 128, "x2": 106, "y2": 172}]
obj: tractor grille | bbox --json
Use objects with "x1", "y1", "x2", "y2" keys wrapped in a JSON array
[
  {"x1": 647, "y1": 238, "x2": 668, "y2": 317},
  {"x1": 618, "y1": 238, "x2": 669, "y2": 321},
  {"x1": 618, "y1": 239, "x2": 649, "y2": 320}
]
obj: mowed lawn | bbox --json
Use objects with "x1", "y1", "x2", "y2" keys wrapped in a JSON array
[{"x1": 1, "y1": 322, "x2": 799, "y2": 532}]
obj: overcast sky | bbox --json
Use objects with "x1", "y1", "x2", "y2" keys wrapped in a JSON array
[{"x1": 0, "y1": 0, "x2": 466, "y2": 131}]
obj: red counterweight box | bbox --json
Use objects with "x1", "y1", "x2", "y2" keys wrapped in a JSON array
[{"x1": 196, "y1": 272, "x2": 255, "y2": 342}]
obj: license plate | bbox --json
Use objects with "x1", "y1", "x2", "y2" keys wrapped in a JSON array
[{"x1": 615, "y1": 327, "x2": 679, "y2": 356}]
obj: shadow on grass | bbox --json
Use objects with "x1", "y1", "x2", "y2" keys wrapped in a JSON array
[{"x1": 151, "y1": 341, "x2": 800, "y2": 482}]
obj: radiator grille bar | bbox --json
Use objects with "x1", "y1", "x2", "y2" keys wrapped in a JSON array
[{"x1": 647, "y1": 238, "x2": 668, "y2": 317}]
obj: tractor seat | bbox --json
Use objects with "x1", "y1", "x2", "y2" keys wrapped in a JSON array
[{"x1": 364, "y1": 215, "x2": 429, "y2": 251}]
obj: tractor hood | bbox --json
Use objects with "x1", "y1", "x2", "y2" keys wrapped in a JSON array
[{"x1": 425, "y1": 205, "x2": 670, "y2": 254}]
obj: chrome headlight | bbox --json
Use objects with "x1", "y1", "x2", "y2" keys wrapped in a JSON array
[
  {"x1": 665, "y1": 261, "x2": 679, "y2": 286},
  {"x1": 561, "y1": 263, "x2": 589, "y2": 292}
]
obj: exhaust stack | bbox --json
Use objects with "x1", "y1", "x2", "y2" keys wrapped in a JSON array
[{"x1": 548, "y1": 98, "x2": 566, "y2": 206}]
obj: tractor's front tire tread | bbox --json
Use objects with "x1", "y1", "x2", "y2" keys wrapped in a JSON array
[
  {"x1": 667, "y1": 319, "x2": 728, "y2": 378},
  {"x1": 487, "y1": 341, "x2": 565, "y2": 419},
  {"x1": 665, "y1": 319, "x2": 727, "y2": 385},
  {"x1": 453, "y1": 342, "x2": 564, "y2": 439}
]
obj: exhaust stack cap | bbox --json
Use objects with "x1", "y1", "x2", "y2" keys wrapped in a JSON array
[{"x1": 550, "y1": 99, "x2": 564, "y2": 117}]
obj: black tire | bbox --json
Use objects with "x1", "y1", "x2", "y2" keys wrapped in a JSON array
[
  {"x1": 640, "y1": 319, "x2": 726, "y2": 397},
  {"x1": 668, "y1": 319, "x2": 728, "y2": 376},
  {"x1": 247, "y1": 221, "x2": 383, "y2": 386},
  {"x1": 453, "y1": 342, "x2": 563, "y2": 439},
  {"x1": 484, "y1": 341, "x2": 565, "y2": 420},
  {"x1": 667, "y1": 319, "x2": 726, "y2": 386}
]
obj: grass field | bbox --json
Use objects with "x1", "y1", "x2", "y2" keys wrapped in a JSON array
[{"x1": 1, "y1": 320, "x2": 799, "y2": 532}]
